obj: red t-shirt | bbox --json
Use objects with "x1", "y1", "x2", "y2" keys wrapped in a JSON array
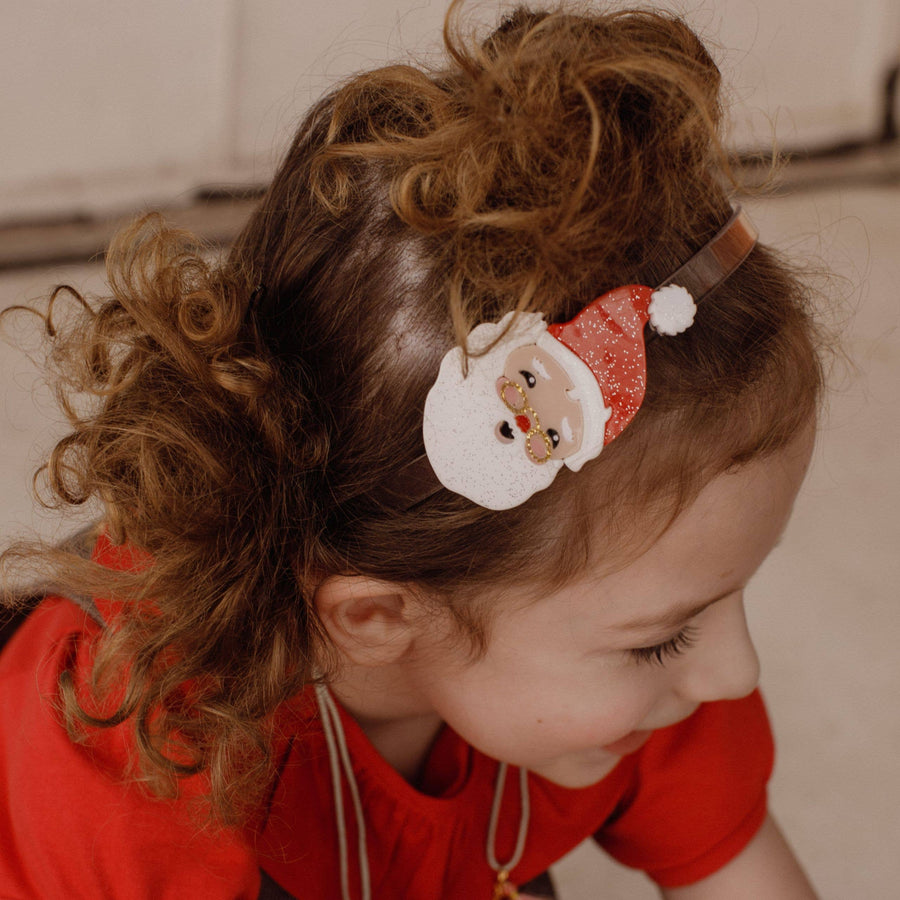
[{"x1": 0, "y1": 594, "x2": 773, "y2": 899}]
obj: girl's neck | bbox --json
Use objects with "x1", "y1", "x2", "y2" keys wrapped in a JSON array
[
  {"x1": 327, "y1": 666, "x2": 444, "y2": 783},
  {"x1": 351, "y1": 710, "x2": 445, "y2": 783}
]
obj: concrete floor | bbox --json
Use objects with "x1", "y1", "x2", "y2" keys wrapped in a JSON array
[{"x1": 1, "y1": 182, "x2": 898, "y2": 898}]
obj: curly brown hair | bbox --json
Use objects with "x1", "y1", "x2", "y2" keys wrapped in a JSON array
[{"x1": 1, "y1": 3, "x2": 824, "y2": 823}]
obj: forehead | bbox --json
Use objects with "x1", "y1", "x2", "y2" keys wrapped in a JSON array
[
  {"x1": 530, "y1": 429, "x2": 815, "y2": 631},
  {"x1": 504, "y1": 344, "x2": 572, "y2": 384}
]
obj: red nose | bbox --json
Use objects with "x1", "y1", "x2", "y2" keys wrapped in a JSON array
[{"x1": 515, "y1": 414, "x2": 531, "y2": 433}]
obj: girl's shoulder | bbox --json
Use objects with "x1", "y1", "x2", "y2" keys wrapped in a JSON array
[{"x1": 0, "y1": 595, "x2": 260, "y2": 900}]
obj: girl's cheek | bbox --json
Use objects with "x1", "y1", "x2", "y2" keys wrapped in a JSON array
[{"x1": 581, "y1": 675, "x2": 664, "y2": 734}]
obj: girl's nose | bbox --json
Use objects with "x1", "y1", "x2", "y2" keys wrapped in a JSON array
[{"x1": 675, "y1": 593, "x2": 761, "y2": 704}]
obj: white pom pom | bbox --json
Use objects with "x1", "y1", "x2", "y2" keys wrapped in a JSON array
[{"x1": 648, "y1": 284, "x2": 696, "y2": 336}]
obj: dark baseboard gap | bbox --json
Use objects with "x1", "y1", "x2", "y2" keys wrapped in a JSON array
[
  {"x1": 2, "y1": 135, "x2": 898, "y2": 273},
  {"x1": 0, "y1": 194, "x2": 263, "y2": 273}
]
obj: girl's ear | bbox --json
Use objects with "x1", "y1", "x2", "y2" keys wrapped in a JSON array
[{"x1": 314, "y1": 575, "x2": 419, "y2": 667}]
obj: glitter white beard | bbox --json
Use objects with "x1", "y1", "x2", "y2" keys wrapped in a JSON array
[{"x1": 423, "y1": 314, "x2": 563, "y2": 510}]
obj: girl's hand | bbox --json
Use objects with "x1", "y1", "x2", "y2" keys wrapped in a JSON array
[{"x1": 661, "y1": 815, "x2": 817, "y2": 899}]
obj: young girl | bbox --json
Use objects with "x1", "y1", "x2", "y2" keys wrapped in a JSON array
[{"x1": 0, "y1": 4, "x2": 824, "y2": 898}]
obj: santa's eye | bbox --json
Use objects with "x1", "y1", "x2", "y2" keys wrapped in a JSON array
[
  {"x1": 495, "y1": 420, "x2": 515, "y2": 444},
  {"x1": 547, "y1": 428, "x2": 560, "y2": 448},
  {"x1": 518, "y1": 369, "x2": 536, "y2": 388}
]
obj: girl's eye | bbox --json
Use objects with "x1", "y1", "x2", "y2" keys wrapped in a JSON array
[
  {"x1": 547, "y1": 428, "x2": 560, "y2": 448},
  {"x1": 519, "y1": 369, "x2": 536, "y2": 388},
  {"x1": 630, "y1": 626, "x2": 698, "y2": 666}
]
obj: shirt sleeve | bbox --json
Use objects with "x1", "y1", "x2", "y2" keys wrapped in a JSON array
[
  {"x1": 594, "y1": 690, "x2": 774, "y2": 888},
  {"x1": 0, "y1": 596, "x2": 262, "y2": 900}
]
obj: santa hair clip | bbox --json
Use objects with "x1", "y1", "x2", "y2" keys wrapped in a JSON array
[{"x1": 422, "y1": 206, "x2": 758, "y2": 510}]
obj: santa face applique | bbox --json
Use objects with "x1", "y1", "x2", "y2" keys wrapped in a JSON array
[
  {"x1": 495, "y1": 345, "x2": 584, "y2": 465},
  {"x1": 423, "y1": 312, "x2": 565, "y2": 510},
  {"x1": 422, "y1": 286, "x2": 696, "y2": 510}
]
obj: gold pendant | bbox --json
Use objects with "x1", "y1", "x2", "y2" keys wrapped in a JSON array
[{"x1": 492, "y1": 869, "x2": 519, "y2": 899}]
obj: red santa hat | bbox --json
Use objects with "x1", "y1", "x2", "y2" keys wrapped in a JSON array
[{"x1": 538, "y1": 283, "x2": 696, "y2": 471}]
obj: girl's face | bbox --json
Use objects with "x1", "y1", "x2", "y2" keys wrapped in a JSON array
[{"x1": 405, "y1": 427, "x2": 814, "y2": 788}]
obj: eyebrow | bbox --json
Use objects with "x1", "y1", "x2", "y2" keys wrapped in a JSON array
[
  {"x1": 614, "y1": 591, "x2": 731, "y2": 632},
  {"x1": 530, "y1": 355, "x2": 550, "y2": 380},
  {"x1": 613, "y1": 533, "x2": 790, "y2": 632}
]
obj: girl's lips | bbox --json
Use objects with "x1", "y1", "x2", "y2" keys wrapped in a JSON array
[{"x1": 601, "y1": 730, "x2": 653, "y2": 756}]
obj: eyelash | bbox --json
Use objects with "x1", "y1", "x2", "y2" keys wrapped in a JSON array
[{"x1": 630, "y1": 625, "x2": 699, "y2": 666}]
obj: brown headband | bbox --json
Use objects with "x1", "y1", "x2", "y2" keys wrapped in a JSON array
[{"x1": 372, "y1": 205, "x2": 758, "y2": 510}]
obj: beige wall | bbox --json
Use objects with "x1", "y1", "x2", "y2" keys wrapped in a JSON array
[{"x1": 2, "y1": 0, "x2": 898, "y2": 222}]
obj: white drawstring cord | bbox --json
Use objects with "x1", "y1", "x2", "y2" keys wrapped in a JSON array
[
  {"x1": 315, "y1": 682, "x2": 530, "y2": 899},
  {"x1": 486, "y1": 761, "x2": 530, "y2": 894},
  {"x1": 315, "y1": 682, "x2": 372, "y2": 900}
]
